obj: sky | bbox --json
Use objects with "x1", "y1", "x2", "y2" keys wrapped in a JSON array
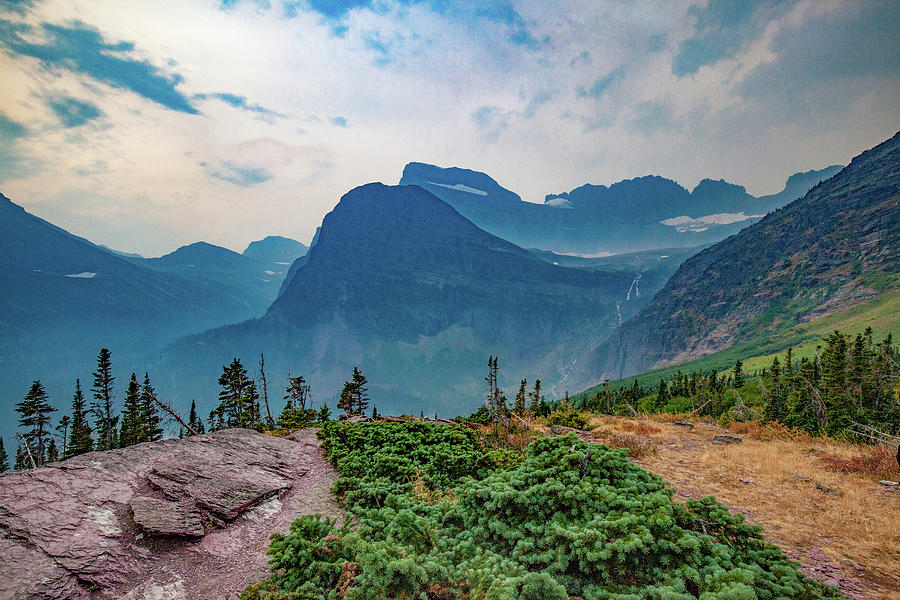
[{"x1": 0, "y1": 0, "x2": 898, "y2": 256}]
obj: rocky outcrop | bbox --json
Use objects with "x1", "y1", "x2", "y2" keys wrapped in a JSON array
[{"x1": 0, "y1": 428, "x2": 341, "y2": 600}]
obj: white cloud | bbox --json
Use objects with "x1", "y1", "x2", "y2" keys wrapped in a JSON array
[{"x1": 0, "y1": 0, "x2": 896, "y2": 256}]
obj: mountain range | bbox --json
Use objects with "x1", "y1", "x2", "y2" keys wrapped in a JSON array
[
  {"x1": 591, "y1": 132, "x2": 900, "y2": 381},
  {"x1": 2, "y1": 137, "x2": 891, "y2": 440},
  {"x1": 0, "y1": 196, "x2": 306, "y2": 441},
  {"x1": 125, "y1": 236, "x2": 307, "y2": 317},
  {"x1": 156, "y1": 183, "x2": 660, "y2": 419},
  {"x1": 400, "y1": 163, "x2": 843, "y2": 255}
]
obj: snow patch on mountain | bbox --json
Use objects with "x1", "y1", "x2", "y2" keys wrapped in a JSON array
[
  {"x1": 660, "y1": 212, "x2": 764, "y2": 233},
  {"x1": 426, "y1": 182, "x2": 488, "y2": 196}
]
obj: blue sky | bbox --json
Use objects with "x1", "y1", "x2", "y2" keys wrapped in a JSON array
[{"x1": 0, "y1": 0, "x2": 897, "y2": 255}]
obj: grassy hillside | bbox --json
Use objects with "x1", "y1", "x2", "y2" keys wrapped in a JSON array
[{"x1": 575, "y1": 281, "x2": 900, "y2": 398}]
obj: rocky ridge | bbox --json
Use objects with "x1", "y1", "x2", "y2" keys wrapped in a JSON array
[{"x1": 0, "y1": 428, "x2": 341, "y2": 600}]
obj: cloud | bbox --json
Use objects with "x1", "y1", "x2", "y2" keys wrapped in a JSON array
[
  {"x1": 204, "y1": 160, "x2": 274, "y2": 187},
  {"x1": 523, "y1": 90, "x2": 553, "y2": 119},
  {"x1": 627, "y1": 101, "x2": 677, "y2": 135},
  {"x1": 331, "y1": 116, "x2": 348, "y2": 127},
  {"x1": 0, "y1": 0, "x2": 36, "y2": 15},
  {"x1": 0, "y1": 110, "x2": 26, "y2": 139},
  {"x1": 735, "y1": 2, "x2": 900, "y2": 115},
  {"x1": 570, "y1": 50, "x2": 590, "y2": 67},
  {"x1": 474, "y1": 2, "x2": 540, "y2": 48},
  {"x1": 194, "y1": 93, "x2": 284, "y2": 118},
  {"x1": 0, "y1": 20, "x2": 198, "y2": 113},
  {"x1": 672, "y1": 0, "x2": 794, "y2": 77},
  {"x1": 47, "y1": 96, "x2": 103, "y2": 128},
  {"x1": 471, "y1": 105, "x2": 510, "y2": 143},
  {"x1": 577, "y1": 67, "x2": 624, "y2": 100},
  {"x1": 0, "y1": 110, "x2": 29, "y2": 182}
]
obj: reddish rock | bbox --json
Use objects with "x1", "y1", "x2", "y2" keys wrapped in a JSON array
[{"x1": 0, "y1": 428, "x2": 341, "y2": 600}]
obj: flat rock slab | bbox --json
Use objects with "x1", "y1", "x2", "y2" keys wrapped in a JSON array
[
  {"x1": 712, "y1": 434, "x2": 743, "y2": 444},
  {"x1": 130, "y1": 496, "x2": 204, "y2": 538},
  {"x1": 0, "y1": 428, "x2": 342, "y2": 600}
]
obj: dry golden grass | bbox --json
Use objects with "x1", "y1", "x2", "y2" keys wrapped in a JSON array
[{"x1": 583, "y1": 415, "x2": 900, "y2": 599}]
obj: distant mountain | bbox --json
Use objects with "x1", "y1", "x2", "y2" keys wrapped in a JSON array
[
  {"x1": 158, "y1": 183, "x2": 652, "y2": 418},
  {"x1": 0, "y1": 194, "x2": 281, "y2": 441},
  {"x1": 127, "y1": 236, "x2": 306, "y2": 317},
  {"x1": 400, "y1": 163, "x2": 843, "y2": 254},
  {"x1": 591, "y1": 132, "x2": 899, "y2": 381},
  {"x1": 243, "y1": 235, "x2": 308, "y2": 266}
]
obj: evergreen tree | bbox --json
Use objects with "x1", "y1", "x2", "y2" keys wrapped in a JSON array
[
  {"x1": 821, "y1": 331, "x2": 850, "y2": 434},
  {"x1": 513, "y1": 379, "x2": 527, "y2": 414},
  {"x1": 14, "y1": 444, "x2": 28, "y2": 470},
  {"x1": 0, "y1": 437, "x2": 8, "y2": 472},
  {"x1": 732, "y1": 360, "x2": 744, "y2": 388},
  {"x1": 118, "y1": 373, "x2": 143, "y2": 447},
  {"x1": 55, "y1": 415, "x2": 70, "y2": 458},
  {"x1": 216, "y1": 358, "x2": 259, "y2": 428},
  {"x1": 67, "y1": 379, "x2": 93, "y2": 458},
  {"x1": 763, "y1": 356, "x2": 787, "y2": 423},
  {"x1": 281, "y1": 375, "x2": 314, "y2": 427},
  {"x1": 528, "y1": 379, "x2": 544, "y2": 414},
  {"x1": 188, "y1": 399, "x2": 200, "y2": 435},
  {"x1": 656, "y1": 379, "x2": 669, "y2": 409},
  {"x1": 351, "y1": 368, "x2": 369, "y2": 415},
  {"x1": 783, "y1": 347, "x2": 794, "y2": 385},
  {"x1": 337, "y1": 381, "x2": 354, "y2": 415},
  {"x1": 45, "y1": 438, "x2": 59, "y2": 463},
  {"x1": 16, "y1": 380, "x2": 55, "y2": 467},
  {"x1": 318, "y1": 403, "x2": 331, "y2": 423},
  {"x1": 140, "y1": 373, "x2": 163, "y2": 442},
  {"x1": 91, "y1": 348, "x2": 118, "y2": 451}
]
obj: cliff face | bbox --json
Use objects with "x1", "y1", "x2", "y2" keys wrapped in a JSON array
[
  {"x1": 595, "y1": 132, "x2": 900, "y2": 380},
  {"x1": 0, "y1": 429, "x2": 340, "y2": 600}
]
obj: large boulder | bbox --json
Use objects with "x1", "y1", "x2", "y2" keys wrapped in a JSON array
[{"x1": 0, "y1": 428, "x2": 341, "y2": 599}]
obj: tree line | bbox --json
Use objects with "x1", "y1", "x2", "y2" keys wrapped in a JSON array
[
  {"x1": 4, "y1": 347, "x2": 163, "y2": 471},
  {"x1": 1, "y1": 348, "x2": 373, "y2": 473},
  {"x1": 574, "y1": 328, "x2": 899, "y2": 441}
]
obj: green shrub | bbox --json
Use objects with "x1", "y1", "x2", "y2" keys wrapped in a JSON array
[
  {"x1": 248, "y1": 425, "x2": 843, "y2": 600},
  {"x1": 546, "y1": 407, "x2": 589, "y2": 429}
]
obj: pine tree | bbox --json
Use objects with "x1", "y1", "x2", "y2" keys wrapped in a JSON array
[
  {"x1": 528, "y1": 379, "x2": 543, "y2": 413},
  {"x1": 45, "y1": 438, "x2": 59, "y2": 463},
  {"x1": 732, "y1": 360, "x2": 744, "y2": 389},
  {"x1": 91, "y1": 348, "x2": 118, "y2": 451},
  {"x1": 67, "y1": 379, "x2": 93, "y2": 457},
  {"x1": 55, "y1": 415, "x2": 70, "y2": 458},
  {"x1": 0, "y1": 437, "x2": 8, "y2": 472},
  {"x1": 763, "y1": 356, "x2": 787, "y2": 423},
  {"x1": 282, "y1": 375, "x2": 313, "y2": 427},
  {"x1": 16, "y1": 380, "x2": 55, "y2": 467},
  {"x1": 514, "y1": 379, "x2": 527, "y2": 414},
  {"x1": 119, "y1": 373, "x2": 143, "y2": 448},
  {"x1": 14, "y1": 444, "x2": 28, "y2": 470},
  {"x1": 140, "y1": 373, "x2": 163, "y2": 442},
  {"x1": 216, "y1": 358, "x2": 258, "y2": 428},
  {"x1": 656, "y1": 379, "x2": 669, "y2": 410},
  {"x1": 351, "y1": 368, "x2": 369, "y2": 415},
  {"x1": 318, "y1": 403, "x2": 331, "y2": 423},
  {"x1": 821, "y1": 331, "x2": 851, "y2": 434},
  {"x1": 188, "y1": 399, "x2": 200, "y2": 435},
  {"x1": 338, "y1": 381, "x2": 354, "y2": 415}
]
